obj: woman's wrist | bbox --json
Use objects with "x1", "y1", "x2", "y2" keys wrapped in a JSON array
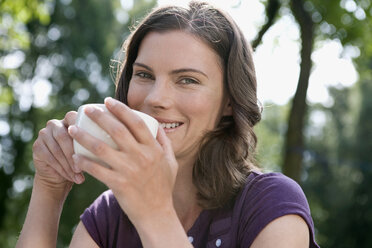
[
  {"x1": 16, "y1": 175, "x2": 73, "y2": 247},
  {"x1": 133, "y1": 204, "x2": 193, "y2": 248},
  {"x1": 33, "y1": 173, "x2": 73, "y2": 203}
]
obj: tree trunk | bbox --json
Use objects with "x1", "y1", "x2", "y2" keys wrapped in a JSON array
[{"x1": 282, "y1": 0, "x2": 314, "y2": 182}]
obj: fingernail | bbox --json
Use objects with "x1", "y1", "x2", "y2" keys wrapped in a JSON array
[
  {"x1": 72, "y1": 163, "x2": 80, "y2": 173},
  {"x1": 105, "y1": 97, "x2": 116, "y2": 107},
  {"x1": 72, "y1": 154, "x2": 79, "y2": 163},
  {"x1": 74, "y1": 174, "x2": 84, "y2": 184},
  {"x1": 85, "y1": 106, "x2": 94, "y2": 114},
  {"x1": 68, "y1": 125, "x2": 77, "y2": 135}
]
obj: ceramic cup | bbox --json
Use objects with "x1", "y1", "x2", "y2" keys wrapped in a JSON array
[{"x1": 73, "y1": 103, "x2": 158, "y2": 165}]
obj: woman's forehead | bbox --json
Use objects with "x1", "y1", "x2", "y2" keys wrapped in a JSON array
[{"x1": 135, "y1": 30, "x2": 223, "y2": 72}]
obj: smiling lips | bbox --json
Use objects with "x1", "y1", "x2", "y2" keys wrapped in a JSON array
[{"x1": 159, "y1": 122, "x2": 182, "y2": 129}]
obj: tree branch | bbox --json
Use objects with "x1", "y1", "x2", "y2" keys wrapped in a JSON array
[{"x1": 252, "y1": 0, "x2": 280, "y2": 49}]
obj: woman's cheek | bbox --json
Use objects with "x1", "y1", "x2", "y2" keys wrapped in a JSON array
[
  {"x1": 127, "y1": 83, "x2": 146, "y2": 108},
  {"x1": 188, "y1": 93, "x2": 219, "y2": 115}
]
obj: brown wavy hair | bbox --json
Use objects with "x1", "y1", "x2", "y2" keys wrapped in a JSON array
[{"x1": 114, "y1": 1, "x2": 261, "y2": 209}]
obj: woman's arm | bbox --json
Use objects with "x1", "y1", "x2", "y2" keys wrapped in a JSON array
[
  {"x1": 16, "y1": 111, "x2": 82, "y2": 247},
  {"x1": 16, "y1": 175, "x2": 72, "y2": 248},
  {"x1": 131, "y1": 205, "x2": 193, "y2": 248},
  {"x1": 70, "y1": 212, "x2": 192, "y2": 248},
  {"x1": 69, "y1": 222, "x2": 99, "y2": 248},
  {"x1": 250, "y1": 215, "x2": 309, "y2": 248}
]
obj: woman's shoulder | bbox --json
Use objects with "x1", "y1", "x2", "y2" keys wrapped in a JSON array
[
  {"x1": 232, "y1": 171, "x2": 318, "y2": 247},
  {"x1": 80, "y1": 190, "x2": 142, "y2": 247},
  {"x1": 80, "y1": 190, "x2": 135, "y2": 247},
  {"x1": 92, "y1": 189, "x2": 119, "y2": 207},
  {"x1": 236, "y1": 171, "x2": 312, "y2": 223},
  {"x1": 242, "y1": 171, "x2": 308, "y2": 201},
  {"x1": 246, "y1": 170, "x2": 301, "y2": 186},
  {"x1": 80, "y1": 189, "x2": 120, "y2": 227},
  {"x1": 82, "y1": 189, "x2": 121, "y2": 217}
]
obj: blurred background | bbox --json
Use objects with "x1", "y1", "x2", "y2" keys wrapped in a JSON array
[{"x1": 0, "y1": 0, "x2": 371, "y2": 247}]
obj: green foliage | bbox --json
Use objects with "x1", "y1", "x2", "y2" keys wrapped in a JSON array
[
  {"x1": 0, "y1": 87, "x2": 13, "y2": 105},
  {"x1": 258, "y1": 1, "x2": 372, "y2": 244},
  {"x1": 302, "y1": 59, "x2": 372, "y2": 246},
  {"x1": 345, "y1": 53, "x2": 372, "y2": 247},
  {"x1": 0, "y1": 0, "x2": 156, "y2": 247},
  {"x1": 310, "y1": 0, "x2": 371, "y2": 44},
  {"x1": 256, "y1": 85, "x2": 371, "y2": 246},
  {"x1": 255, "y1": 1, "x2": 372, "y2": 245},
  {"x1": 0, "y1": 0, "x2": 51, "y2": 52},
  {"x1": 256, "y1": 102, "x2": 289, "y2": 171}
]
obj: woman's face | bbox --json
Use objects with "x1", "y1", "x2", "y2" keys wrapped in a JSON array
[{"x1": 128, "y1": 30, "x2": 231, "y2": 161}]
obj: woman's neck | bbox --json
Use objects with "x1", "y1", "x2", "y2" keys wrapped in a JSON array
[{"x1": 172, "y1": 158, "x2": 203, "y2": 231}]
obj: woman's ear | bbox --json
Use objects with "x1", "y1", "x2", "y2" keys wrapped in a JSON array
[{"x1": 222, "y1": 99, "x2": 232, "y2": 117}]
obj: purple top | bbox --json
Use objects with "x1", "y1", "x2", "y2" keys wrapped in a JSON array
[{"x1": 81, "y1": 172, "x2": 319, "y2": 247}]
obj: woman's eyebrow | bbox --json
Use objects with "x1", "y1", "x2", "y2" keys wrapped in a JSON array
[
  {"x1": 170, "y1": 68, "x2": 208, "y2": 79},
  {"x1": 133, "y1": 62, "x2": 153, "y2": 71},
  {"x1": 133, "y1": 62, "x2": 208, "y2": 79}
]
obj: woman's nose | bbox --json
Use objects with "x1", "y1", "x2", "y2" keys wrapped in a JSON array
[{"x1": 144, "y1": 79, "x2": 173, "y2": 110}]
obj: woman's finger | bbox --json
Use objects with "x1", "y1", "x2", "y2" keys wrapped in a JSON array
[
  {"x1": 68, "y1": 125, "x2": 126, "y2": 169},
  {"x1": 82, "y1": 105, "x2": 138, "y2": 151},
  {"x1": 62, "y1": 111, "x2": 78, "y2": 127},
  {"x1": 41, "y1": 126, "x2": 75, "y2": 181},
  {"x1": 156, "y1": 126, "x2": 173, "y2": 155},
  {"x1": 73, "y1": 154, "x2": 116, "y2": 187},
  {"x1": 33, "y1": 140, "x2": 73, "y2": 182},
  {"x1": 156, "y1": 126, "x2": 178, "y2": 177},
  {"x1": 104, "y1": 97, "x2": 156, "y2": 145},
  {"x1": 51, "y1": 122, "x2": 75, "y2": 172}
]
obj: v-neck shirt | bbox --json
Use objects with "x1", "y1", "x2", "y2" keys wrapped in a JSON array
[{"x1": 81, "y1": 172, "x2": 319, "y2": 247}]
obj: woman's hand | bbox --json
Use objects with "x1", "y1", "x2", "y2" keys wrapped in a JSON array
[
  {"x1": 68, "y1": 97, "x2": 179, "y2": 224},
  {"x1": 32, "y1": 111, "x2": 84, "y2": 191}
]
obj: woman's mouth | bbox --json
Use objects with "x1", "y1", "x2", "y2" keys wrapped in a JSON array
[
  {"x1": 157, "y1": 121, "x2": 184, "y2": 133},
  {"x1": 159, "y1": 122, "x2": 181, "y2": 129},
  {"x1": 153, "y1": 117, "x2": 183, "y2": 132}
]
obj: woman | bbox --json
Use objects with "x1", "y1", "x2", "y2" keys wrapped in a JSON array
[{"x1": 17, "y1": 1, "x2": 319, "y2": 247}]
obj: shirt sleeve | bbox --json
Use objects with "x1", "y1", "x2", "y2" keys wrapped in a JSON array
[
  {"x1": 238, "y1": 172, "x2": 319, "y2": 247},
  {"x1": 80, "y1": 190, "x2": 122, "y2": 247}
]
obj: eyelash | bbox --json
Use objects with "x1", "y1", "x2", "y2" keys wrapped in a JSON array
[
  {"x1": 133, "y1": 71, "x2": 200, "y2": 85},
  {"x1": 179, "y1": 77, "x2": 199, "y2": 85},
  {"x1": 134, "y1": 71, "x2": 153, "y2": 79}
]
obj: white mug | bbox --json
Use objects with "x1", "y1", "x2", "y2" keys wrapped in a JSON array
[{"x1": 73, "y1": 104, "x2": 158, "y2": 165}]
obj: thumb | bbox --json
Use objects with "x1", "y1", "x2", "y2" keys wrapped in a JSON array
[
  {"x1": 156, "y1": 126, "x2": 173, "y2": 155},
  {"x1": 63, "y1": 111, "x2": 78, "y2": 127}
]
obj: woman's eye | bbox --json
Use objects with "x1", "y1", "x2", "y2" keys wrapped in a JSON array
[
  {"x1": 179, "y1": 78, "x2": 199, "y2": 85},
  {"x1": 135, "y1": 72, "x2": 153, "y2": 79}
]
